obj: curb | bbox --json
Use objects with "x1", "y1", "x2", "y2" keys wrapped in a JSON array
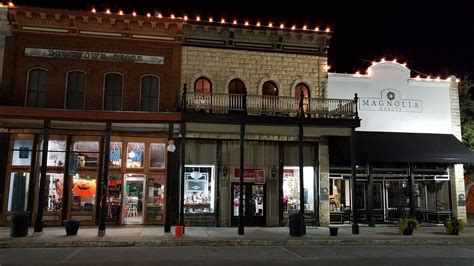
[{"x1": 1, "y1": 238, "x2": 474, "y2": 248}]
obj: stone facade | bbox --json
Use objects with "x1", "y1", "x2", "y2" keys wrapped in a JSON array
[
  {"x1": 318, "y1": 138, "x2": 330, "y2": 226},
  {"x1": 181, "y1": 46, "x2": 327, "y2": 98}
]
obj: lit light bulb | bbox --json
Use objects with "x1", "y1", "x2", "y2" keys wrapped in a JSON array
[
  {"x1": 8, "y1": 2, "x2": 14, "y2": 7},
  {"x1": 291, "y1": 25, "x2": 296, "y2": 30},
  {"x1": 426, "y1": 76, "x2": 431, "y2": 80},
  {"x1": 233, "y1": 20, "x2": 237, "y2": 24},
  {"x1": 381, "y1": 58, "x2": 385, "y2": 62},
  {"x1": 372, "y1": 61, "x2": 376, "y2": 65},
  {"x1": 436, "y1": 76, "x2": 440, "y2": 81},
  {"x1": 128, "y1": 151, "x2": 136, "y2": 158},
  {"x1": 326, "y1": 65, "x2": 331, "y2": 71},
  {"x1": 196, "y1": 16, "x2": 200, "y2": 21},
  {"x1": 119, "y1": 10, "x2": 123, "y2": 15},
  {"x1": 280, "y1": 23, "x2": 284, "y2": 29},
  {"x1": 315, "y1": 27, "x2": 319, "y2": 31},
  {"x1": 147, "y1": 13, "x2": 151, "y2": 18},
  {"x1": 416, "y1": 75, "x2": 421, "y2": 80},
  {"x1": 184, "y1": 15, "x2": 188, "y2": 20},
  {"x1": 92, "y1": 8, "x2": 96, "y2": 13},
  {"x1": 132, "y1": 12, "x2": 137, "y2": 17},
  {"x1": 209, "y1": 17, "x2": 213, "y2": 22},
  {"x1": 256, "y1": 22, "x2": 261, "y2": 26},
  {"x1": 392, "y1": 59, "x2": 397, "y2": 63},
  {"x1": 221, "y1": 18, "x2": 225, "y2": 23},
  {"x1": 325, "y1": 27, "x2": 330, "y2": 32},
  {"x1": 171, "y1": 14, "x2": 175, "y2": 19},
  {"x1": 245, "y1": 21, "x2": 249, "y2": 26},
  {"x1": 268, "y1": 22, "x2": 273, "y2": 27},
  {"x1": 355, "y1": 71, "x2": 360, "y2": 75},
  {"x1": 456, "y1": 79, "x2": 460, "y2": 82},
  {"x1": 303, "y1": 25, "x2": 307, "y2": 30},
  {"x1": 106, "y1": 9, "x2": 111, "y2": 14},
  {"x1": 158, "y1": 13, "x2": 163, "y2": 18}
]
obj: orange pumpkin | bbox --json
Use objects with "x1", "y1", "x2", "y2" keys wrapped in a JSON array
[{"x1": 73, "y1": 178, "x2": 96, "y2": 198}]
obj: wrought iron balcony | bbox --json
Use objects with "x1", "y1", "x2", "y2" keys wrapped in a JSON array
[{"x1": 181, "y1": 91, "x2": 359, "y2": 119}]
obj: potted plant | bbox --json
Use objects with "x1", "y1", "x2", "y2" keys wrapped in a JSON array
[
  {"x1": 443, "y1": 217, "x2": 465, "y2": 235},
  {"x1": 64, "y1": 220, "x2": 80, "y2": 236},
  {"x1": 398, "y1": 216, "x2": 419, "y2": 235}
]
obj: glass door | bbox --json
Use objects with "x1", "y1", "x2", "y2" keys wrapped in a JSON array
[
  {"x1": 122, "y1": 174, "x2": 145, "y2": 224},
  {"x1": 231, "y1": 183, "x2": 266, "y2": 226}
]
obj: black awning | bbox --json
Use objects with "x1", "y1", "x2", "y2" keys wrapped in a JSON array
[{"x1": 329, "y1": 132, "x2": 474, "y2": 164}]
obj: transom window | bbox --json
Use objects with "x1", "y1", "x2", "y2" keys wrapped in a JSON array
[
  {"x1": 26, "y1": 69, "x2": 47, "y2": 107},
  {"x1": 194, "y1": 77, "x2": 212, "y2": 93},
  {"x1": 66, "y1": 71, "x2": 86, "y2": 110},
  {"x1": 104, "y1": 73, "x2": 123, "y2": 111},
  {"x1": 141, "y1": 75, "x2": 160, "y2": 112}
]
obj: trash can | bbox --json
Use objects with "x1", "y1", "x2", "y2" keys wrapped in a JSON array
[
  {"x1": 10, "y1": 211, "x2": 30, "y2": 237},
  {"x1": 289, "y1": 213, "x2": 305, "y2": 237},
  {"x1": 329, "y1": 227, "x2": 338, "y2": 236}
]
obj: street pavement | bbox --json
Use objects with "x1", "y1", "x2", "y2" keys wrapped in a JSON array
[
  {"x1": 1, "y1": 224, "x2": 474, "y2": 248},
  {"x1": 1, "y1": 245, "x2": 474, "y2": 265}
]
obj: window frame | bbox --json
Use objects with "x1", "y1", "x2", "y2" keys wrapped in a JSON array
[
  {"x1": 64, "y1": 70, "x2": 87, "y2": 110},
  {"x1": 25, "y1": 68, "x2": 48, "y2": 108},
  {"x1": 103, "y1": 72, "x2": 124, "y2": 111},
  {"x1": 140, "y1": 74, "x2": 160, "y2": 112},
  {"x1": 194, "y1": 77, "x2": 212, "y2": 94}
]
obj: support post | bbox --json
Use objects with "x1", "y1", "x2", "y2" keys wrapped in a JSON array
[
  {"x1": 61, "y1": 135, "x2": 72, "y2": 225},
  {"x1": 178, "y1": 122, "x2": 186, "y2": 232},
  {"x1": 278, "y1": 142, "x2": 284, "y2": 226},
  {"x1": 215, "y1": 140, "x2": 222, "y2": 227},
  {"x1": 367, "y1": 162, "x2": 375, "y2": 227},
  {"x1": 98, "y1": 122, "x2": 111, "y2": 237},
  {"x1": 350, "y1": 127, "x2": 359, "y2": 234},
  {"x1": 34, "y1": 120, "x2": 50, "y2": 234},
  {"x1": 409, "y1": 163, "x2": 415, "y2": 217},
  {"x1": 298, "y1": 122, "x2": 306, "y2": 234},
  {"x1": 164, "y1": 123, "x2": 174, "y2": 233},
  {"x1": 238, "y1": 123, "x2": 245, "y2": 235}
]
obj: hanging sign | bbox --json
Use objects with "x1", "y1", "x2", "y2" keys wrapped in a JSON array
[{"x1": 233, "y1": 168, "x2": 265, "y2": 183}]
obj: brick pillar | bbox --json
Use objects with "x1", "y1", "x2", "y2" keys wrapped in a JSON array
[
  {"x1": 0, "y1": 5, "x2": 12, "y2": 89},
  {"x1": 318, "y1": 137, "x2": 330, "y2": 227}
]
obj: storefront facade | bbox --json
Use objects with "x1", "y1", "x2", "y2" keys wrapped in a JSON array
[
  {"x1": 0, "y1": 5, "x2": 183, "y2": 227},
  {"x1": 327, "y1": 61, "x2": 474, "y2": 224}
]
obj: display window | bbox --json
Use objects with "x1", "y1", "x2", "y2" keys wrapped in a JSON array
[
  {"x1": 385, "y1": 180, "x2": 410, "y2": 209},
  {"x1": 146, "y1": 174, "x2": 165, "y2": 221},
  {"x1": 149, "y1": 143, "x2": 165, "y2": 168},
  {"x1": 282, "y1": 166, "x2": 314, "y2": 212},
  {"x1": 107, "y1": 174, "x2": 122, "y2": 223},
  {"x1": 43, "y1": 173, "x2": 64, "y2": 212},
  {"x1": 72, "y1": 141, "x2": 99, "y2": 168},
  {"x1": 11, "y1": 139, "x2": 33, "y2": 166},
  {"x1": 71, "y1": 173, "x2": 97, "y2": 212},
  {"x1": 415, "y1": 181, "x2": 450, "y2": 212},
  {"x1": 7, "y1": 172, "x2": 30, "y2": 211},
  {"x1": 126, "y1": 142, "x2": 144, "y2": 168},
  {"x1": 109, "y1": 142, "x2": 122, "y2": 167},
  {"x1": 184, "y1": 165, "x2": 215, "y2": 213}
]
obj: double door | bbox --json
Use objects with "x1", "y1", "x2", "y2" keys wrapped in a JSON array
[{"x1": 231, "y1": 182, "x2": 266, "y2": 226}]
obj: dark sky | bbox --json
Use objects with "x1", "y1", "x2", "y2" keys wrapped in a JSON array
[{"x1": 11, "y1": 0, "x2": 474, "y2": 79}]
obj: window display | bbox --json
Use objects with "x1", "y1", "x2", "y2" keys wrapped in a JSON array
[
  {"x1": 110, "y1": 142, "x2": 122, "y2": 167},
  {"x1": 7, "y1": 172, "x2": 30, "y2": 211},
  {"x1": 39, "y1": 140, "x2": 66, "y2": 167},
  {"x1": 107, "y1": 174, "x2": 122, "y2": 222},
  {"x1": 386, "y1": 180, "x2": 410, "y2": 209},
  {"x1": 146, "y1": 175, "x2": 165, "y2": 221},
  {"x1": 43, "y1": 173, "x2": 64, "y2": 212},
  {"x1": 329, "y1": 178, "x2": 350, "y2": 212},
  {"x1": 415, "y1": 181, "x2": 450, "y2": 212},
  {"x1": 12, "y1": 139, "x2": 33, "y2": 166},
  {"x1": 127, "y1": 142, "x2": 144, "y2": 168},
  {"x1": 71, "y1": 173, "x2": 97, "y2": 212},
  {"x1": 149, "y1": 143, "x2": 165, "y2": 168},
  {"x1": 184, "y1": 165, "x2": 215, "y2": 213},
  {"x1": 72, "y1": 141, "x2": 99, "y2": 168},
  {"x1": 282, "y1": 167, "x2": 314, "y2": 212}
]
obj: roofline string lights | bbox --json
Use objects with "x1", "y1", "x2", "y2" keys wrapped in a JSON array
[
  {"x1": 85, "y1": 6, "x2": 331, "y2": 33},
  {"x1": 347, "y1": 58, "x2": 460, "y2": 83}
]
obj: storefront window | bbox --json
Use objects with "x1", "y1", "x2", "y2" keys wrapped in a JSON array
[
  {"x1": 184, "y1": 165, "x2": 214, "y2": 213},
  {"x1": 43, "y1": 173, "x2": 64, "y2": 212},
  {"x1": 12, "y1": 140, "x2": 33, "y2": 166},
  {"x1": 41, "y1": 140, "x2": 66, "y2": 167},
  {"x1": 110, "y1": 142, "x2": 122, "y2": 167},
  {"x1": 415, "y1": 181, "x2": 450, "y2": 212},
  {"x1": 72, "y1": 141, "x2": 99, "y2": 168},
  {"x1": 71, "y1": 173, "x2": 97, "y2": 212},
  {"x1": 329, "y1": 178, "x2": 348, "y2": 212},
  {"x1": 146, "y1": 175, "x2": 165, "y2": 220},
  {"x1": 107, "y1": 174, "x2": 122, "y2": 222},
  {"x1": 127, "y1": 142, "x2": 144, "y2": 168},
  {"x1": 7, "y1": 172, "x2": 30, "y2": 211},
  {"x1": 282, "y1": 167, "x2": 314, "y2": 212},
  {"x1": 355, "y1": 182, "x2": 366, "y2": 210},
  {"x1": 386, "y1": 180, "x2": 410, "y2": 208},
  {"x1": 149, "y1": 143, "x2": 165, "y2": 168}
]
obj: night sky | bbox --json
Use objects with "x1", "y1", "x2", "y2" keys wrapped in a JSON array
[{"x1": 11, "y1": 0, "x2": 474, "y2": 79}]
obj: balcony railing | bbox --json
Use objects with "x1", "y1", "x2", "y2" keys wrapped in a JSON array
[{"x1": 182, "y1": 91, "x2": 359, "y2": 119}]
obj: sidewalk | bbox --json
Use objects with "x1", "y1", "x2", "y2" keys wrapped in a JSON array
[{"x1": 1, "y1": 225, "x2": 474, "y2": 248}]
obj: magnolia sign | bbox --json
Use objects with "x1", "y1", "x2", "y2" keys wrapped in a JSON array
[
  {"x1": 24, "y1": 48, "x2": 164, "y2": 65},
  {"x1": 359, "y1": 89, "x2": 422, "y2": 113}
]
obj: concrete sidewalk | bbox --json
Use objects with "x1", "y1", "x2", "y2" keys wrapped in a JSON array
[{"x1": 1, "y1": 225, "x2": 474, "y2": 248}]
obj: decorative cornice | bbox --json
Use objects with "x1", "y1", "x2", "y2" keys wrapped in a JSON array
[
  {"x1": 183, "y1": 22, "x2": 330, "y2": 56},
  {"x1": 8, "y1": 5, "x2": 183, "y2": 42}
]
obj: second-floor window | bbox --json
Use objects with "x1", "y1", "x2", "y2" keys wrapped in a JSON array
[
  {"x1": 141, "y1": 75, "x2": 160, "y2": 112},
  {"x1": 104, "y1": 73, "x2": 123, "y2": 111},
  {"x1": 26, "y1": 69, "x2": 47, "y2": 107},
  {"x1": 194, "y1": 77, "x2": 212, "y2": 109},
  {"x1": 295, "y1": 83, "x2": 310, "y2": 113},
  {"x1": 262, "y1": 81, "x2": 278, "y2": 110},
  {"x1": 66, "y1": 71, "x2": 86, "y2": 110},
  {"x1": 194, "y1": 77, "x2": 212, "y2": 93}
]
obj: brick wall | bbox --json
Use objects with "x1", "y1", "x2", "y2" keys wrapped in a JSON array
[
  {"x1": 1, "y1": 32, "x2": 181, "y2": 112},
  {"x1": 181, "y1": 46, "x2": 327, "y2": 97}
]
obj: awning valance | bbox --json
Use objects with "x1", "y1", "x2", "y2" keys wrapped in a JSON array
[{"x1": 329, "y1": 131, "x2": 474, "y2": 164}]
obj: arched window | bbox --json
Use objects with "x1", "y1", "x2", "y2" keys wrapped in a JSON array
[
  {"x1": 104, "y1": 73, "x2": 123, "y2": 111},
  {"x1": 194, "y1": 77, "x2": 212, "y2": 93},
  {"x1": 228, "y1": 79, "x2": 246, "y2": 94},
  {"x1": 26, "y1": 69, "x2": 47, "y2": 107},
  {"x1": 141, "y1": 75, "x2": 160, "y2": 112},
  {"x1": 262, "y1": 81, "x2": 278, "y2": 96},
  {"x1": 66, "y1": 71, "x2": 86, "y2": 110},
  {"x1": 295, "y1": 83, "x2": 310, "y2": 114},
  {"x1": 262, "y1": 81, "x2": 278, "y2": 112}
]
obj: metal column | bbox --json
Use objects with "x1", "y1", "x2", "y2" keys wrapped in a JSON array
[
  {"x1": 350, "y1": 127, "x2": 359, "y2": 234},
  {"x1": 34, "y1": 120, "x2": 51, "y2": 233},
  {"x1": 238, "y1": 123, "x2": 245, "y2": 235},
  {"x1": 178, "y1": 122, "x2": 186, "y2": 232},
  {"x1": 98, "y1": 122, "x2": 111, "y2": 237}
]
